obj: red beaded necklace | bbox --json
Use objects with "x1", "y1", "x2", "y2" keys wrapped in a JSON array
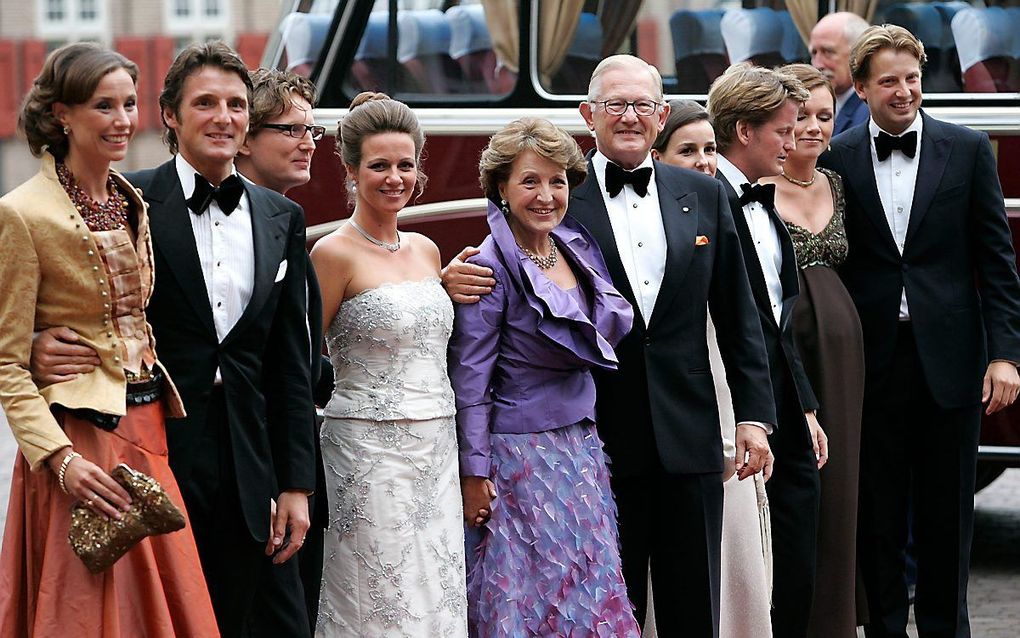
[{"x1": 56, "y1": 161, "x2": 129, "y2": 232}]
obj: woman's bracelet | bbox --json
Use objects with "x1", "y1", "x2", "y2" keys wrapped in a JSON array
[{"x1": 57, "y1": 451, "x2": 82, "y2": 494}]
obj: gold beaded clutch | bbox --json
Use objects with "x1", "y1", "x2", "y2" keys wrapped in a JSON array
[{"x1": 68, "y1": 464, "x2": 186, "y2": 573}]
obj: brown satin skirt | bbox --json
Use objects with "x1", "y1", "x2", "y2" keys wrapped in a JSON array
[
  {"x1": 0, "y1": 402, "x2": 219, "y2": 637},
  {"x1": 792, "y1": 265, "x2": 869, "y2": 636}
]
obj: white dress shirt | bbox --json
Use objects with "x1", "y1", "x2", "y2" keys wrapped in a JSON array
[
  {"x1": 869, "y1": 114, "x2": 923, "y2": 320},
  {"x1": 176, "y1": 155, "x2": 255, "y2": 383},
  {"x1": 716, "y1": 155, "x2": 785, "y2": 324},
  {"x1": 592, "y1": 151, "x2": 667, "y2": 323}
]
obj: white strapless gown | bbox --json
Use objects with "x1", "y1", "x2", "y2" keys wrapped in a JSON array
[{"x1": 315, "y1": 279, "x2": 467, "y2": 638}]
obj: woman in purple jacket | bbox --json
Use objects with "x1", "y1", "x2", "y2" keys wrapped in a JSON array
[{"x1": 448, "y1": 118, "x2": 639, "y2": 637}]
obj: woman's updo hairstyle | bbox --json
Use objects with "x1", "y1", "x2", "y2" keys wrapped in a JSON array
[
  {"x1": 20, "y1": 42, "x2": 138, "y2": 160},
  {"x1": 336, "y1": 91, "x2": 427, "y2": 206},
  {"x1": 478, "y1": 117, "x2": 587, "y2": 203}
]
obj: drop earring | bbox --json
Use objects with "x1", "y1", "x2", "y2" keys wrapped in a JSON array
[{"x1": 500, "y1": 198, "x2": 510, "y2": 217}]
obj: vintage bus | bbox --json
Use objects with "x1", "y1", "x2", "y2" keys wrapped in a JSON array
[{"x1": 263, "y1": 0, "x2": 1020, "y2": 487}]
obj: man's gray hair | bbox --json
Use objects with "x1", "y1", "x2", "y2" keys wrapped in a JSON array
[
  {"x1": 840, "y1": 12, "x2": 870, "y2": 46},
  {"x1": 587, "y1": 54, "x2": 664, "y2": 101}
]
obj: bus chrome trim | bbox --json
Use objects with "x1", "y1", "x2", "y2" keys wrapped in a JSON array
[
  {"x1": 1007, "y1": 199, "x2": 1020, "y2": 215},
  {"x1": 307, "y1": 198, "x2": 489, "y2": 242},
  {"x1": 316, "y1": 107, "x2": 1020, "y2": 136},
  {"x1": 978, "y1": 445, "x2": 1020, "y2": 463}
]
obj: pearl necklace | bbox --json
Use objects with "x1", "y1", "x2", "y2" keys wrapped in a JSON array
[
  {"x1": 780, "y1": 169, "x2": 816, "y2": 188},
  {"x1": 349, "y1": 219, "x2": 400, "y2": 252},
  {"x1": 517, "y1": 236, "x2": 558, "y2": 269}
]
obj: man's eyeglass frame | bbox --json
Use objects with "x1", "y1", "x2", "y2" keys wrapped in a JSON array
[
  {"x1": 259, "y1": 123, "x2": 326, "y2": 140},
  {"x1": 589, "y1": 100, "x2": 663, "y2": 117}
]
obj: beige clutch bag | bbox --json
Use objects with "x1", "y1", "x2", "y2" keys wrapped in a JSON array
[{"x1": 68, "y1": 463, "x2": 186, "y2": 573}]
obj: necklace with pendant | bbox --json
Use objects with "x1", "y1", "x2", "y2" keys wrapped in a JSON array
[
  {"x1": 349, "y1": 219, "x2": 400, "y2": 252},
  {"x1": 780, "y1": 169, "x2": 817, "y2": 188},
  {"x1": 517, "y1": 235, "x2": 558, "y2": 269}
]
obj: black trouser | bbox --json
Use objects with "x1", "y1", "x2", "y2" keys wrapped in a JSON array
[
  {"x1": 612, "y1": 467, "x2": 724, "y2": 638},
  {"x1": 179, "y1": 389, "x2": 311, "y2": 638},
  {"x1": 767, "y1": 371, "x2": 822, "y2": 638},
  {"x1": 860, "y1": 323, "x2": 980, "y2": 638}
]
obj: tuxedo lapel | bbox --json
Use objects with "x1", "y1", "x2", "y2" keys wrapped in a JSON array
[
  {"x1": 225, "y1": 185, "x2": 290, "y2": 342},
  {"x1": 839, "y1": 127, "x2": 899, "y2": 254},
  {"x1": 905, "y1": 114, "x2": 952, "y2": 245},
  {"x1": 145, "y1": 161, "x2": 217, "y2": 337},
  {"x1": 718, "y1": 174, "x2": 775, "y2": 325},
  {"x1": 569, "y1": 170, "x2": 641, "y2": 321},
  {"x1": 646, "y1": 166, "x2": 698, "y2": 332}
]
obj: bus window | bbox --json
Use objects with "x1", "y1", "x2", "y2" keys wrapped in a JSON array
[
  {"x1": 535, "y1": 0, "x2": 1020, "y2": 97},
  {"x1": 343, "y1": 0, "x2": 516, "y2": 98}
]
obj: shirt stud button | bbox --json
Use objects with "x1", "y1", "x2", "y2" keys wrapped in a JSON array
[
  {"x1": 637, "y1": 242, "x2": 643, "y2": 247},
  {"x1": 644, "y1": 280, "x2": 650, "y2": 285},
  {"x1": 632, "y1": 202, "x2": 639, "y2": 209}
]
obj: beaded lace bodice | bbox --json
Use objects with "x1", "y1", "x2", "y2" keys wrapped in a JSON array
[
  {"x1": 323, "y1": 278, "x2": 455, "y2": 421},
  {"x1": 785, "y1": 168, "x2": 849, "y2": 270}
]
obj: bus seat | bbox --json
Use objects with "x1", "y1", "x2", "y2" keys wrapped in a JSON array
[
  {"x1": 446, "y1": 4, "x2": 499, "y2": 94},
  {"x1": 720, "y1": 8, "x2": 785, "y2": 69},
  {"x1": 670, "y1": 9, "x2": 728, "y2": 94},
  {"x1": 777, "y1": 10, "x2": 808, "y2": 63},
  {"x1": 279, "y1": 12, "x2": 332, "y2": 77},
  {"x1": 549, "y1": 12, "x2": 602, "y2": 95},
  {"x1": 397, "y1": 9, "x2": 460, "y2": 94},
  {"x1": 952, "y1": 7, "x2": 1016, "y2": 92},
  {"x1": 884, "y1": 3, "x2": 960, "y2": 92}
]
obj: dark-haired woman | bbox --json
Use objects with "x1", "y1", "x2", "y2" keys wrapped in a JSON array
[
  {"x1": 311, "y1": 92, "x2": 467, "y2": 637},
  {"x1": 0, "y1": 43, "x2": 218, "y2": 637}
]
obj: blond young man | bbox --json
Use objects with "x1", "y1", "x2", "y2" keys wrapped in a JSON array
[{"x1": 820, "y1": 25, "x2": 1020, "y2": 638}]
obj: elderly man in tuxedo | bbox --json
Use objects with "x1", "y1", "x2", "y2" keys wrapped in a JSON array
[
  {"x1": 30, "y1": 43, "x2": 317, "y2": 638},
  {"x1": 810, "y1": 11, "x2": 871, "y2": 135},
  {"x1": 820, "y1": 25, "x2": 1020, "y2": 638},
  {"x1": 446, "y1": 54, "x2": 776, "y2": 637}
]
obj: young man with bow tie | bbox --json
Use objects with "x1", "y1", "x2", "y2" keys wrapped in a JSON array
[
  {"x1": 441, "y1": 53, "x2": 776, "y2": 636},
  {"x1": 820, "y1": 26, "x2": 1020, "y2": 638},
  {"x1": 32, "y1": 43, "x2": 318, "y2": 637},
  {"x1": 707, "y1": 63, "x2": 827, "y2": 638}
]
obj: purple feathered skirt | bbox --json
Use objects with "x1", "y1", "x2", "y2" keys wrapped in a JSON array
[{"x1": 466, "y1": 421, "x2": 640, "y2": 638}]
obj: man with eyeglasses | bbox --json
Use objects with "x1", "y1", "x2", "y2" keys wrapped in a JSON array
[
  {"x1": 234, "y1": 67, "x2": 331, "y2": 634},
  {"x1": 570, "y1": 54, "x2": 774, "y2": 637}
]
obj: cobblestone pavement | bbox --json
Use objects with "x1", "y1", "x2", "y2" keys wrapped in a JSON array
[{"x1": 0, "y1": 411, "x2": 1017, "y2": 635}]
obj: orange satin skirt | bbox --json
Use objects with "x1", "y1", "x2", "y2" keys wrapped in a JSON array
[{"x1": 0, "y1": 402, "x2": 220, "y2": 637}]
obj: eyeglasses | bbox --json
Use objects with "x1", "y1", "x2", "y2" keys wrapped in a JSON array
[
  {"x1": 590, "y1": 99, "x2": 662, "y2": 117},
  {"x1": 260, "y1": 123, "x2": 326, "y2": 140}
]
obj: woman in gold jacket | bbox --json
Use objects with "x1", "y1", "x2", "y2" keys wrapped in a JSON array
[{"x1": 0, "y1": 43, "x2": 219, "y2": 637}]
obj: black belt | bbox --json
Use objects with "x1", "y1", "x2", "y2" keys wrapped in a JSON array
[{"x1": 61, "y1": 369, "x2": 164, "y2": 431}]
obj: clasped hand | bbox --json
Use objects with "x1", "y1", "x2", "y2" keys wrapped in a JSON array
[{"x1": 461, "y1": 476, "x2": 496, "y2": 528}]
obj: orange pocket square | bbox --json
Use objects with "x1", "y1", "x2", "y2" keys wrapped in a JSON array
[{"x1": 695, "y1": 235, "x2": 710, "y2": 246}]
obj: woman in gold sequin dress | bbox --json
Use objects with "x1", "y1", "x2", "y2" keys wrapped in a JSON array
[
  {"x1": 0, "y1": 43, "x2": 218, "y2": 637},
  {"x1": 760, "y1": 64, "x2": 867, "y2": 637}
]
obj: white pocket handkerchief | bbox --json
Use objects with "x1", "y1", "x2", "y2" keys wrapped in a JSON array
[{"x1": 275, "y1": 259, "x2": 288, "y2": 282}]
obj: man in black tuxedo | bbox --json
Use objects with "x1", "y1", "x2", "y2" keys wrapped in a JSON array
[
  {"x1": 133, "y1": 43, "x2": 316, "y2": 636},
  {"x1": 819, "y1": 25, "x2": 1020, "y2": 638},
  {"x1": 571, "y1": 54, "x2": 776, "y2": 636},
  {"x1": 707, "y1": 64, "x2": 827, "y2": 638}
]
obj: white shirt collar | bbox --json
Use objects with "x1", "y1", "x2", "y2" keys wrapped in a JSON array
[
  {"x1": 174, "y1": 153, "x2": 240, "y2": 200},
  {"x1": 868, "y1": 112, "x2": 923, "y2": 141},
  {"x1": 715, "y1": 154, "x2": 751, "y2": 190},
  {"x1": 591, "y1": 151, "x2": 656, "y2": 197}
]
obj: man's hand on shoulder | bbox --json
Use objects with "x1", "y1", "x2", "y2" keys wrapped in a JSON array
[
  {"x1": 441, "y1": 246, "x2": 495, "y2": 304},
  {"x1": 983, "y1": 360, "x2": 1020, "y2": 415},
  {"x1": 31, "y1": 327, "x2": 100, "y2": 384}
]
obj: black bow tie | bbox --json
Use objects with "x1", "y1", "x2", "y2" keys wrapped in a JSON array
[
  {"x1": 187, "y1": 174, "x2": 244, "y2": 215},
  {"x1": 605, "y1": 162, "x2": 652, "y2": 198},
  {"x1": 874, "y1": 130, "x2": 917, "y2": 161},
  {"x1": 738, "y1": 183, "x2": 775, "y2": 209}
]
